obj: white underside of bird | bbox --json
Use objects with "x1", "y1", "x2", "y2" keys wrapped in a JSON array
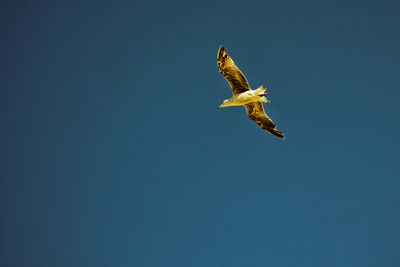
[{"x1": 218, "y1": 85, "x2": 270, "y2": 108}]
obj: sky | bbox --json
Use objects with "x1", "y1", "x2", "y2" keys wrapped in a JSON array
[{"x1": 1, "y1": 0, "x2": 400, "y2": 266}]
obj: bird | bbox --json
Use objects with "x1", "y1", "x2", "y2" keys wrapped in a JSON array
[{"x1": 216, "y1": 46, "x2": 285, "y2": 139}]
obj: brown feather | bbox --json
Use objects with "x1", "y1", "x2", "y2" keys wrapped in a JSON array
[
  {"x1": 217, "y1": 46, "x2": 250, "y2": 95},
  {"x1": 244, "y1": 102, "x2": 285, "y2": 139}
]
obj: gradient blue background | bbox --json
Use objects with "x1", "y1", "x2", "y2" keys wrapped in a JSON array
[{"x1": 1, "y1": 0, "x2": 400, "y2": 266}]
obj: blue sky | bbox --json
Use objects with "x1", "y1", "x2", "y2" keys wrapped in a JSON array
[{"x1": 1, "y1": 0, "x2": 400, "y2": 266}]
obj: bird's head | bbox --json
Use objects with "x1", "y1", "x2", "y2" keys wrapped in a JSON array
[{"x1": 217, "y1": 99, "x2": 229, "y2": 109}]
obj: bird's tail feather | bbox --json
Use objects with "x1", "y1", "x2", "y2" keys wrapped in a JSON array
[
  {"x1": 254, "y1": 85, "x2": 267, "y2": 96},
  {"x1": 258, "y1": 97, "x2": 269, "y2": 103},
  {"x1": 255, "y1": 86, "x2": 270, "y2": 103}
]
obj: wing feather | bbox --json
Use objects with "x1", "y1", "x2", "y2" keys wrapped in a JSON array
[
  {"x1": 244, "y1": 102, "x2": 284, "y2": 139},
  {"x1": 217, "y1": 46, "x2": 250, "y2": 95}
]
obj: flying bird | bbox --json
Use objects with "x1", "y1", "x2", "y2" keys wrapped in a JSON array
[{"x1": 216, "y1": 46, "x2": 284, "y2": 139}]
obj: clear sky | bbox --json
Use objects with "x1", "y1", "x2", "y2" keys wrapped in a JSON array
[{"x1": 1, "y1": 0, "x2": 400, "y2": 266}]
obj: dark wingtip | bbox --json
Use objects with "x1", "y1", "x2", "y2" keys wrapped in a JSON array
[
  {"x1": 270, "y1": 129, "x2": 285, "y2": 140},
  {"x1": 217, "y1": 45, "x2": 226, "y2": 58}
]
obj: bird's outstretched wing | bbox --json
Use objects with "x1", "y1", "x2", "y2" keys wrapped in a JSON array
[
  {"x1": 244, "y1": 102, "x2": 284, "y2": 139},
  {"x1": 217, "y1": 46, "x2": 250, "y2": 95}
]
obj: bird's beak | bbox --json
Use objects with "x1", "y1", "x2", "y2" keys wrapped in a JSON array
[{"x1": 217, "y1": 105, "x2": 222, "y2": 110}]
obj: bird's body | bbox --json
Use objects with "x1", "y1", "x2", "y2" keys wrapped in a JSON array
[
  {"x1": 216, "y1": 46, "x2": 285, "y2": 139},
  {"x1": 218, "y1": 86, "x2": 269, "y2": 107}
]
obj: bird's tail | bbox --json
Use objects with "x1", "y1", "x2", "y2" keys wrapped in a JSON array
[
  {"x1": 254, "y1": 85, "x2": 267, "y2": 96},
  {"x1": 254, "y1": 85, "x2": 270, "y2": 103}
]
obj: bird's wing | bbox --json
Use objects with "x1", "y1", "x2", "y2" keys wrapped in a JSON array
[
  {"x1": 217, "y1": 46, "x2": 251, "y2": 95},
  {"x1": 244, "y1": 102, "x2": 284, "y2": 139}
]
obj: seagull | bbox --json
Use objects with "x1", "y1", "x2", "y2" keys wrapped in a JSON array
[{"x1": 217, "y1": 46, "x2": 285, "y2": 139}]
